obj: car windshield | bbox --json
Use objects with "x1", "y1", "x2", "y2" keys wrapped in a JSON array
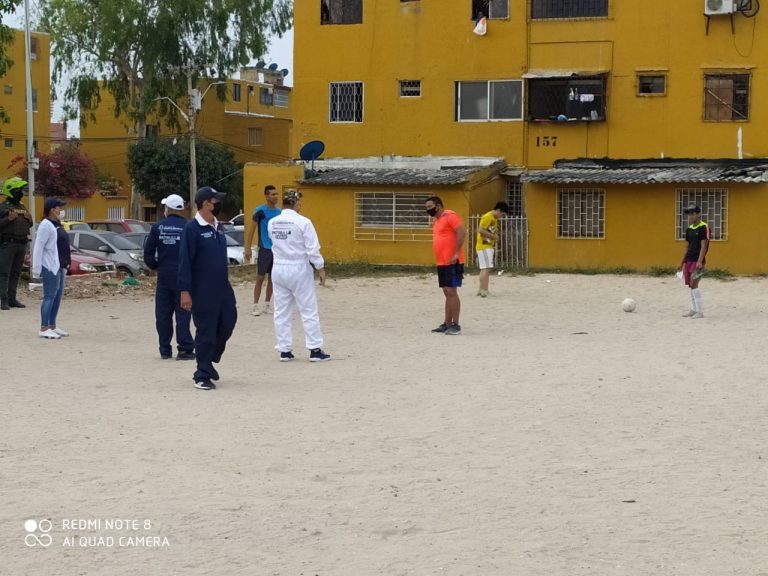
[
  {"x1": 71, "y1": 223, "x2": 90, "y2": 230},
  {"x1": 226, "y1": 231, "x2": 244, "y2": 245},
  {"x1": 128, "y1": 222, "x2": 152, "y2": 233},
  {"x1": 97, "y1": 232, "x2": 141, "y2": 250}
]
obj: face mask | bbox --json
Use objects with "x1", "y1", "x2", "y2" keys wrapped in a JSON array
[
  {"x1": 426, "y1": 207, "x2": 438, "y2": 217},
  {"x1": 211, "y1": 202, "x2": 222, "y2": 217},
  {"x1": 58, "y1": 209, "x2": 66, "y2": 219}
]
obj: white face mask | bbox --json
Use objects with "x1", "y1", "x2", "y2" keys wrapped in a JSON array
[{"x1": 58, "y1": 209, "x2": 66, "y2": 219}]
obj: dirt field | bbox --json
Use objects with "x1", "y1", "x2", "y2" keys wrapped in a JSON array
[{"x1": 3, "y1": 272, "x2": 768, "y2": 576}]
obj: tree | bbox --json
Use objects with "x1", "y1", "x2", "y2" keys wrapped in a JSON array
[
  {"x1": 39, "y1": 0, "x2": 292, "y2": 216},
  {"x1": 0, "y1": 0, "x2": 22, "y2": 124},
  {"x1": 127, "y1": 136, "x2": 243, "y2": 214},
  {"x1": 11, "y1": 143, "x2": 98, "y2": 198}
]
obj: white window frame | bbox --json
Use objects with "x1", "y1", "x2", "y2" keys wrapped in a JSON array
[
  {"x1": 399, "y1": 80, "x2": 422, "y2": 98},
  {"x1": 274, "y1": 89, "x2": 290, "y2": 108},
  {"x1": 68, "y1": 206, "x2": 85, "y2": 221},
  {"x1": 675, "y1": 188, "x2": 728, "y2": 241},
  {"x1": 329, "y1": 81, "x2": 364, "y2": 124},
  {"x1": 556, "y1": 188, "x2": 605, "y2": 239},
  {"x1": 354, "y1": 192, "x2": 433, "y2": 242},
  {"x1": 456, "y1": 80, "x2": 524, "y2": 123},
  {"x1": 248, "y1": 127, "x2": 263, "y2": 147},
  {"x1": 107, "y1": 206, "x2": 125, "y2": 220}
]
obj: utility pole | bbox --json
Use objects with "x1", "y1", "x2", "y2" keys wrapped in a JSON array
[
  {"x1": 23, "y1": 0, "x2": 37, "y2": 241},
  {"x1": 187, "y1": 72, "x2": 198, "y2": 214}
]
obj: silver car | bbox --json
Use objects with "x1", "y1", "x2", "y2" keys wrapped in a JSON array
[{"x1": 68, "y1": 230, "x2": 148, "y2": 277}]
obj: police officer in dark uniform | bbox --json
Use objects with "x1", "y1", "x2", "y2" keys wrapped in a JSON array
[
  {"x1": 144, "y1": 194, "x2": 195, "y2": 361},
  {"x1": 178, "y1": 187, "x2": 238, "y2": 391},
  {"x1": 0, "y1": 177, "x2": 33, "y2": 310}
]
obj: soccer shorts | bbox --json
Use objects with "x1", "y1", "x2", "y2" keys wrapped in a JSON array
[
  {"x1": 257, "y1": 248, "x2": 274, "y2": 276},
  {"x1": 477, "y1": 248, "x2": 494, "y2": 270},
  {"x1": 682, "y1": 261, "x2": 702, "y2": 286},
  {"x1": 437, "y1": 263, "x2": 464, "y2": 289}
]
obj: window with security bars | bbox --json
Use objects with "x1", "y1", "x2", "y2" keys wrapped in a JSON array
[
  {"x1": 456, "y1": 80, "x2": 523, "y2": 121},
  {"x1": 248, "y1": 127, "x2": 263, "y2": 146},
  {"x1": 637, "y1": 75, "x2": 666, "y2": 96},
  {"x1": 676, "y1": 189, "x2": 728, "y2": 241},
  {"x1": 259, "y1": 87, "x2": 273, "y2": 106},
  {"x1": 528, "y1": 76, "x2": 606, "y2": 122},
  {"x1": 399, "y1": 80, "x2": 422, "y2": 98},
  {"x1": 321, "y1": 0, "x2": 363, "y2": 24},
  {"x1": 506, "y1": 178, "x2": 525, "y2": 217},
  {"x1": 68, "y1": 206, "x2": 85, "y2": 221},
  {"x1": 330, "y1": 82, "x2": 364, "y2": 123},
  {"x1": 354, "y1": 193, "x2": 433, "y2": 241},
  {"x1": 274, "y1": 89, "x2": 289, "y2": 107},
  {"x1": 704, "y1": 74, "x2": 749, "y2": 122},
  {"x1": 557, "y1": 189, "x2": 605, "y2": 239},
  {"x1": 108, "y1": 207, "x2": 125, "y2": 220},
  {"x1": 531, "y1": 0, "x2": 608, "y2": 19},
  {"x1": 472, "y1": 0, "x2": 510, "y2": 19}
]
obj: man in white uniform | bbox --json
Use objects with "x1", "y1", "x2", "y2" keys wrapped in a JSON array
[{"x1": 268, "y1": 190, "x2": 331, "y2": 362}]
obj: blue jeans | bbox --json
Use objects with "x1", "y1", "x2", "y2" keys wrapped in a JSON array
[{"x1": 40, "y1": 267, "x2": 65, "y2": 327}]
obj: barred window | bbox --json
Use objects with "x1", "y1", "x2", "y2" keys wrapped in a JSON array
[
  {"x1": 248, "y1": 127, "x2": 263, "y2": 146},
  {"x1": 321, "y1": 0, "x2": 363, "y2": 25},
  {"x1": 330, "y1": 82, "x2": 364, "y2": 123},
  {"x1": 676, "y1": 188, "x2": 728, "y2": 241},
  {"x1": 704, "y1": 74, "x2": 749, "y2": 122},
  {"x1": 399, "y1": 80, "x2": 422, "y2": 98},
  {"x1": 259, "y1": 87, "x2": 273, "y2": 106},
  {"x1": 528, "y1": 76, "x2": 606, "y2": 122},
  {"x1": 472, "y1": 0, "x2": 510, "y2": 19},
  {"x1": 274, "y1": 89, "x2": 290, "y2": 107},
  {"x1": 637, "y1": 75, "x2": 666, "y2": 96},
  {"x1": 531, "y1": 0, "x2": 608, "y2": 19},
  {"x1": 68, "y1": 206, "x2": 85, "y2": 221},
  {"x1": 506, "y1": 178, "x2": 525, "y2": 217},
  {"x1": 456, "y1": 80, "x2": 523, "y2": 121},
  {"x1": 557, "y1": 188, "x2": 605, "y2": 239},
  {"x1": 107, "y1": 207, "x2": 125, "y2": 220},
  {"x1": 354, "y1": 192, "x2": 433, "y2": 241},
  {"x1": 232, "y1": 83, "x2": 241, "y2": 102}
]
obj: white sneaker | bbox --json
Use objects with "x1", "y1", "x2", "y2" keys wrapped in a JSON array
[
  {"x1": 264, "y1": 302, "x2": 273, "y2": 314},
  {"x1": 53, "y1": 328, "x2": 69, "y2": 337},
  {"x1": 690, "y1": 312, "x2": 705, "y2": 319},
  {"x1": 251, "y1": 303, "x2": 261, "y2": 316},
  {"x1": 39, "y1": 329, "x2": 61, "y2": 340},
  {"x1": 682, "y1": 310, "x2": 696, "y2": 317}
]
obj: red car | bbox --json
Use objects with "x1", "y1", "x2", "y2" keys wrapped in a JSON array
[
  {"x1": 68, "y1": 247, "x2": 117, "y2": 275},
  {"x1": 87, "y1": 219, "x2": 152, "y2": 234}
]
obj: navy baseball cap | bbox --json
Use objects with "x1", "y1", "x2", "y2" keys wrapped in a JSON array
[
  {"x1": 683, "y1": 204, "x2": 702, "y2": 214},
  {"x1": 44, "y1": 197, "x2": 67, "y2": 214},
  {"x1": 194, "y1": 186, "x2": 226, "y2": 205}
]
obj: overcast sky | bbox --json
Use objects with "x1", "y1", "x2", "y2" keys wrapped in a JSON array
[{"x1": 4, "y1": 6, "x2": 294, "y2": 130}]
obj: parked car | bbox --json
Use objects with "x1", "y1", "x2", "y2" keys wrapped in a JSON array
[
  {"x1": 228, "y1": 213, "x2": 245, "y2": 231},
  {"x1": 224, "y1": 231, "x2": 244, "y2": 265},
  {"x1": 123, "y1": 232, "x2": 150, "y2": 249},
  {"x1": 69, "y1": 247, "x2": 117, "y2": 276},
  {"x1": 88, "y1": 219, "x2": 152, "y2": 234},
  {"x1": 67, "y1": 230, "x2": 148, "y2": 276},
  {"x1": 61, "y1": 221, "x2": 91, "y2": 231}
]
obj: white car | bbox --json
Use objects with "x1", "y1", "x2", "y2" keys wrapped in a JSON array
[
  {"x1": 225, "y1": 233, "x2": 244, "y2": 265},
  {"x1": 228, "y1": 213, "x2": 245, "y2": 232}
]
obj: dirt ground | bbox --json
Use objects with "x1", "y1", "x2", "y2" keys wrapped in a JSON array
[{"x1": 2, "y1": 272, "x2": 768, "y2": 576}]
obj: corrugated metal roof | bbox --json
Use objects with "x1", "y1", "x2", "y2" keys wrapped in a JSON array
[
  {"x1": 524, "y1": 159, "x2": 768, "y2": 185},
  {"x1": 300, "y1": 167, "x2": 479, "y2": 186}
]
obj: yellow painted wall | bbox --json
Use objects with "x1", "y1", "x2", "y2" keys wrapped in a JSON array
[
  {"x1": 243, "y1": 163, "x2": 506, "y2": 265},
  {"x1": 31, "y1": 192, "x2": 131, "y2": 222},
  {"x1": 0, "y1": 29, "x2": 51, "y2": 173},
  {"x1": 294, "y1": 1, "x2": 768, "y2": 168},
  {"x1": 527, "y1": 182, "x2": 768, "y2": 274}
]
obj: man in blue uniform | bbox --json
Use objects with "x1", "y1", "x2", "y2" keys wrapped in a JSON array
[
  {"x1": 244, "y1": 185, "x2": 281, "y2": 316},
  {"x1": 144, "y1": 194, "x2": 194, "y2": 361},
  {"x1": 178, "y1": 187, "x2": 238, "y2": 391}
]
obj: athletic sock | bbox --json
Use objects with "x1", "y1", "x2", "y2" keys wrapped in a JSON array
[{"x1": 692, "y1": 288, "x2": 703, "y2": 313}]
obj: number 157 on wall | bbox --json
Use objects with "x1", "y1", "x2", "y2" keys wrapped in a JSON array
[{"x1": 535, "y1": 136, "x2": 558, "y2": 147}]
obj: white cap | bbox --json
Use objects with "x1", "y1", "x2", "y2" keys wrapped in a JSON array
[{"x1": 161, "y1": 194, "x2": 185, "y2": 210}]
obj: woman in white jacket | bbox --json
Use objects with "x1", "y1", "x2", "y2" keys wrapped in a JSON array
[{"x1": 32, "y1": 198, "x2": 67, "y2": 339}]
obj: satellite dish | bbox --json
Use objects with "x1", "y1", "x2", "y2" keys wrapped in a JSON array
[
  {"x1": 281, "y1": 68, "x2": 290, "y2": 77},
  {"x1": 299, "y1": 140, "x2": 325, "y2": 178},
  {"x1": 268, "y1": 63, "x2": 279, "y2": 71}
]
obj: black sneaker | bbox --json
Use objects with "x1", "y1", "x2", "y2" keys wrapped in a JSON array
[
  {"x1": 280, "y1": 351, "x2": 295, "y2": 362},
  {"x1": 160, "y1": 354, "x2": 173, "y2": 360},
  {"x1": 0, "y1": 299, "x2": 8, "y2": 311},
  {"x1": 210, "y1": 367, "x2": 220, "y2": 381},
  {"x1": 445, "y1": 324, "x2": 462, "y2": 336},
  {"x1": 8, "y1": 298, "x2": 25, "y2": 308},
  {"x1": 309, "y1": 348, "x2": 331, "y2": 362},
  {"x1": 431, "y1": 323, "x2": 449, "y2": 333},
  {"x1": 176, "y1": 351, "x2": 196, "y2": 361},
  {"x1": 194, "y1": 380, "x2": 215, "y2": 390}
]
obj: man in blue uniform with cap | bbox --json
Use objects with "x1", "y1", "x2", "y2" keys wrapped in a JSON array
[
  {"x1": 178, "y1": 187, "x2": 238, "y2": 390},
  {"x1": 144, "y1": 193, "x2": 194, "y2": 361}
]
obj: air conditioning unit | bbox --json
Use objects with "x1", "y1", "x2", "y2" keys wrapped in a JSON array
[{"x1": 705, "y1": 0, "x2": 737, "y2": 15}]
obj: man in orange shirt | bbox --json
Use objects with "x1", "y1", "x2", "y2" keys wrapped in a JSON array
[{"x1": 426, "y1": 196, "x2": 466, "y2": 335}]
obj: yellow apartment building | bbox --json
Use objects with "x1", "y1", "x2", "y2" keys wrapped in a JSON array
[
  {"x1": 79, "y1": 68, "x2": 293, "y2": 221},
  {"x1": 262, "y1": 0, "x2": 768, "y2": 272},
  {"x1": 0, "y1": 29, "x2": 51, "y2": 174}
]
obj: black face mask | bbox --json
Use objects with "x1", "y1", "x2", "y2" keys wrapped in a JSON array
[
  {"x1": 426, "y1": 207, "x2": 438, "y2": 217},
  {"x1": 211, "y1": 202, "x2": 222, "y2": 217},
  {"x1": 11, "y1": 190, "x2": 23, "y2": 203}
]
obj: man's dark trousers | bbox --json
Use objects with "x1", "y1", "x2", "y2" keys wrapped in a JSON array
[
  {"x1": 192, "y1": 287, "x2": 237, "y2": 382},
  {"x1": 0, "y1": 241, "x2": 27, "y2": 300},
  {"x1": 155, "y1": 282, "x2": 194, "y2": 357}
]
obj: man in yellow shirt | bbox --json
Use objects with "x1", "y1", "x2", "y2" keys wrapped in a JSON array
[{"x1": 476, "y1": 202, "x2": 509, "y2": 297}]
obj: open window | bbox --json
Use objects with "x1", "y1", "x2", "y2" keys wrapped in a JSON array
[
  {"x1": 471, "y1": 0, "x2": 509, "y2": 19},
  {"x1": 526, "y1": 74, "x2": 607, "y2": 122},
  {"x1": 321, "y1": 0, "x2": 363, "y2": 25},
  {"x1": 704, "y1": 74, "x2": 749, "y2": 122}
]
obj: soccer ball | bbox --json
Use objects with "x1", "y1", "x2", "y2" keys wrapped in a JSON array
[{"x1": 622, "y1": 298, "x2": 637, "y2": 313}]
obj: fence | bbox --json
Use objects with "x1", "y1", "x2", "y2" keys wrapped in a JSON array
[{"x1": 466, "y1": 215, "x2": 528, "y2": 270}]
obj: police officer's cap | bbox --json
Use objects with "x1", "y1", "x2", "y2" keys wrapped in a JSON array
[{"x1": 195, "y1": 186, "x2": 226, "y2": 205}]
